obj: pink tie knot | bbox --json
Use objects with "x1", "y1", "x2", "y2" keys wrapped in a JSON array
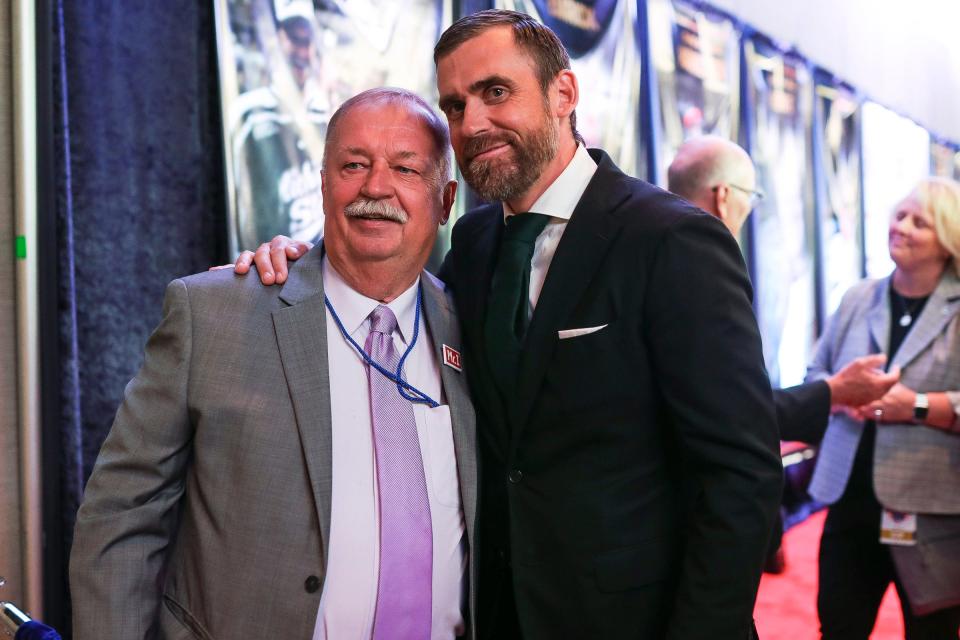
[{"x1": 369, "y1": 305, "x2": 398, "y2": 336}]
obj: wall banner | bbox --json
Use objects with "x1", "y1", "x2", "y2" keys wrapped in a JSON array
[
  {"x1": 745, "y1": 38, "x2": 816, "y2": 388},
  {"x1": 814, "y1": 79, "x2": 862, "y2": 317},
  {"x1": 860, "y1": 101, "x2": 930, "y2": 279},
  {"x1": 215, "y1": 0, "x2": 448, "y2": 256},
  {"x1": 496, "y1": 0, "x2": 646, "y2": 177},
  {"x1": 648, "y1": 0, "x2": 740, "y2": 187},
  {"x1": 931, "y1": 139, "x2": 960, "y2": 181}
]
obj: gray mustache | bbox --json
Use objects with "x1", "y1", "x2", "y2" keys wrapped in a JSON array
[{"x1": 343, "y1": 198, "x2": 408, "y2": 223}]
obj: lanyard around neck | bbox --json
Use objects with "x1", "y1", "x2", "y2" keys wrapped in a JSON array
[{"x1": 324, "y1": 286, "x2": 440, "y2": 408}]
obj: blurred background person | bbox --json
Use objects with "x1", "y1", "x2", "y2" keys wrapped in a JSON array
[
  {"x1": 668, "y1": 137, "x2": 899, "y2": 441},
  {"x1": 669, "y1": 135, "x2": 899, "y2": 574},
  {"x1": 806, "y1": 177, "x2": 960, "y2": 639},
  {"x1": 668, "y1": 134, "x2": 759, "y2": 238}
]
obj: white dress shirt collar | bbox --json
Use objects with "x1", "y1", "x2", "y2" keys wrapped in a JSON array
[
  {"x1": 322, "y1": 256, "x2": 420, "y2": 345},
  {"x1": 502, "y1": 144, "x2": 597, "y2": 221}
]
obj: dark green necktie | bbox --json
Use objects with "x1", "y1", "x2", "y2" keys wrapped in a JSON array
[{"x1": 484, "y1": 212, "x2": 551, "y2": 395}]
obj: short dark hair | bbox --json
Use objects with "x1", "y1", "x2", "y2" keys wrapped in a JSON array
[
  {"x1": 434, "y1": 9, "x2": 583, "y2": 145},
  {"x1": 323, "y1": 87, "x2": 452, "y2": 184}
]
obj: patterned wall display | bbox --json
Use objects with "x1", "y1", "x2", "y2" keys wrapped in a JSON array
[
  {"x1": 814, "y1": 79, "x2": 863, "y2": 317},
  {"x1": 744, "y1": 38, "x2": 816, "y2": 388},
  {"x1": 214, "y1": 0, "x2": 452, "y2": 256},
  {"x1": 647, "y1": 0, "x2": 740, "y2": 187},
  {"x1": 495, "y1": 0, "x2": 646, "y2": 178},
  {"x1": 931, "y1": 139, "x2": 960, "y2": 182},
  {"x1": 861, "y1": 101, "x2": 931, "y2": 279}
]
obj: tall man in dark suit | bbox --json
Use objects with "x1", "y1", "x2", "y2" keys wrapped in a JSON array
[
  {"x1": 239, "y1": 11, "x2": 780, "y2": 638},
  {"x1": 434, "y1": 13, "x2": 779, "y2": 638}
]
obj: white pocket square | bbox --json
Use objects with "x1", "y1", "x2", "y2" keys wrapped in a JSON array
[{"x1": 557, "y1": 324, "x2": 608, "y2": 340}]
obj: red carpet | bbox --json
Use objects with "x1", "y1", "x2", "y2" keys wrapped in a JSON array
[{"x1": 754, "y1": 510, "x2": 904, "y2": 639}]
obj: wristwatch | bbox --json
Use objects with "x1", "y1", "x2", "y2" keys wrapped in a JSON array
[{"x1": 913, "y1": 392, "x2": 929, "y2": 422}]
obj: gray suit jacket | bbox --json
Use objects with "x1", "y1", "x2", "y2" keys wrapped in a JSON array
[
  {"x1": 806, "y1": 268, "x2": 960, "y2": 614},
  {"x1": 70, "y1": 246, "x2": 478, "y2": 639}
]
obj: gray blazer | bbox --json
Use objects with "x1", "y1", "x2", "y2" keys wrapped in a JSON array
[
  {"x1": 806, "y1": 267, "x2": 960, "y2": 614},
  {"x1": 70, "y1": 246, "x2": 478, "y2": 639}
]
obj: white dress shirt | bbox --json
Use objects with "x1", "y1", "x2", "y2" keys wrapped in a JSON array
[
  {"x1": 313, "y1": 257, "x2": 467, "y2": 640},
  {"x1": 502, "y1": 144, "x2": 598, "y2": 317}
]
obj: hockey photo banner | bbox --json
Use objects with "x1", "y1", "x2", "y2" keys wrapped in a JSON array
[
  {"x1": 931, "y1": 139, "x2": 960, "y2": 181},
  {"x1": 495, "y1": 0, "x2": 646, "y2": 178},
  {"x1": 813, "y1": 77, "x2": 863, "y2": 317},
  {"x1": 647, "y1": 0, "x2": 739, "y2": 187},
  {"x1": 214, "y1": 0, "x2": 448, "y2": 256},
  {"x1": 744, "y1": 37, "x2": 816, "y2": 389},
  {"x1": 860, "y1": 101, "x2": 930, "y2": 279}
]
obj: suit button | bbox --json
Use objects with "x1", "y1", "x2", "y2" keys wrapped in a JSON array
[
  {"x1": 304, "y1": 575, "x2": 321, "y2": 593},
  {"x1": 508, "y1": 469, "x2": 523, "y2": 483}
]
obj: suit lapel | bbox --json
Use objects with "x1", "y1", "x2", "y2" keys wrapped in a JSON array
[
  {"x1": 421, "y1": 273, "x2": 478, "y2": 542},
  {"x1": 511, "y1": 153, "x2": 632, "y2": 440},
  {"x1": 453, "y1": 208, "x2": 517, "y2": 456},
  {"x1": 867, "y1": 277, "x2": 891, "y2": 355},
  {"x1": 892, "y1": 269, "x2": 960, "y2": 369},
  {"x1": 272, "y1": 246, "x2": 334, "y2": 560},
  {"x1": 457, "y1": 207, "x2": 503, "y2": 364}
]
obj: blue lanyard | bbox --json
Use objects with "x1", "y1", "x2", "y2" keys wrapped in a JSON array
[{"x1": 324, "y1": 286, "x2": 440, "y2": 408}]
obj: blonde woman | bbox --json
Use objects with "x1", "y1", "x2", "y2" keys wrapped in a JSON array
[{"x1": 807, "y1": 177, "x2": 960, "y2": 638}]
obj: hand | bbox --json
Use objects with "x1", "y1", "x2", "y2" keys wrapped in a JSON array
[
  {"x1": 860, "y1": 383, "x2": 916, "y2": 424},
  {"x1": 826, "y1": 354, "x2": 900, "y2": 409},
  {"x1": 233, "y1": 235, "x2": 313, "y2": 285},
  {"x1": 834, "y1": 404, "x2": 869, "y2": 421}
]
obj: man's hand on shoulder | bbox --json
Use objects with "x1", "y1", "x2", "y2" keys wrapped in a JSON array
[
  {"x1": 231, "y1": 235, "x2": 313, "y2": 285},
  {"x1": 827, "y1": 354, "x2": 900, "y2": 416}
]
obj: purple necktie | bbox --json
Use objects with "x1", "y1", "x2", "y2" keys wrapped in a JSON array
[{"x1": 365, "y1": 305, "x2": 433, "y2": 639}]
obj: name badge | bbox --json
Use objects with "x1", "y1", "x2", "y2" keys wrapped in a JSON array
[
  {"x1": 442, "y1": 344, "x2": 462, "y2": 372},
  {"x1": 880, "y1": 509, "x2": 917, "y2": 546}
]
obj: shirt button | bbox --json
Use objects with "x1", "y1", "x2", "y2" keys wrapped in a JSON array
[
  {"x1": 304, "y1": 575, "x2": 321, "y2": 593},
  {"x1": 508, "y1": 469, "x2": 523, "y2": 484}
]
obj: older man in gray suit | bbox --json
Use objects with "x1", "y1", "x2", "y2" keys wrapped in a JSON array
[{"x1": 70, "y1": 88, "x2": 476, "y2": 639}]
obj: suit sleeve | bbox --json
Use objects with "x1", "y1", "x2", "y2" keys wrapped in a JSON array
[
  {"x1": 69, "y1": 279, "x2": 194, "y2": 640},
  {"x1": 642, "y1": 214, "x2": 782, "y2": 640},
  {"x1": 774, "y1": 381, "x2": 831, "y2": 443}
]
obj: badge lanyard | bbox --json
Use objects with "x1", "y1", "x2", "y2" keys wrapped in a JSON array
[{"x1": 325, "y1": 286, "x2": 440, "y2": 408}]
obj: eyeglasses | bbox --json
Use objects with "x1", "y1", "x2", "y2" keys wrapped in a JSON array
[{"x1": 714, "y1": 183, "x2": 765, "y2": 207}]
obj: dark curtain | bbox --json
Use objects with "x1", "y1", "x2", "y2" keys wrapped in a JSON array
[{"x1": 48, "y1": 0, "x2": 227, "y2": 631}]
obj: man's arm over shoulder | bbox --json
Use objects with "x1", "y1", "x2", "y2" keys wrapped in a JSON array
[
  {"x1": 642, "y1": 211, "x2": 782, "y2": 639},
  {"x1": 70, "y1": 279, "x2": 195, "y2": 639}
]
